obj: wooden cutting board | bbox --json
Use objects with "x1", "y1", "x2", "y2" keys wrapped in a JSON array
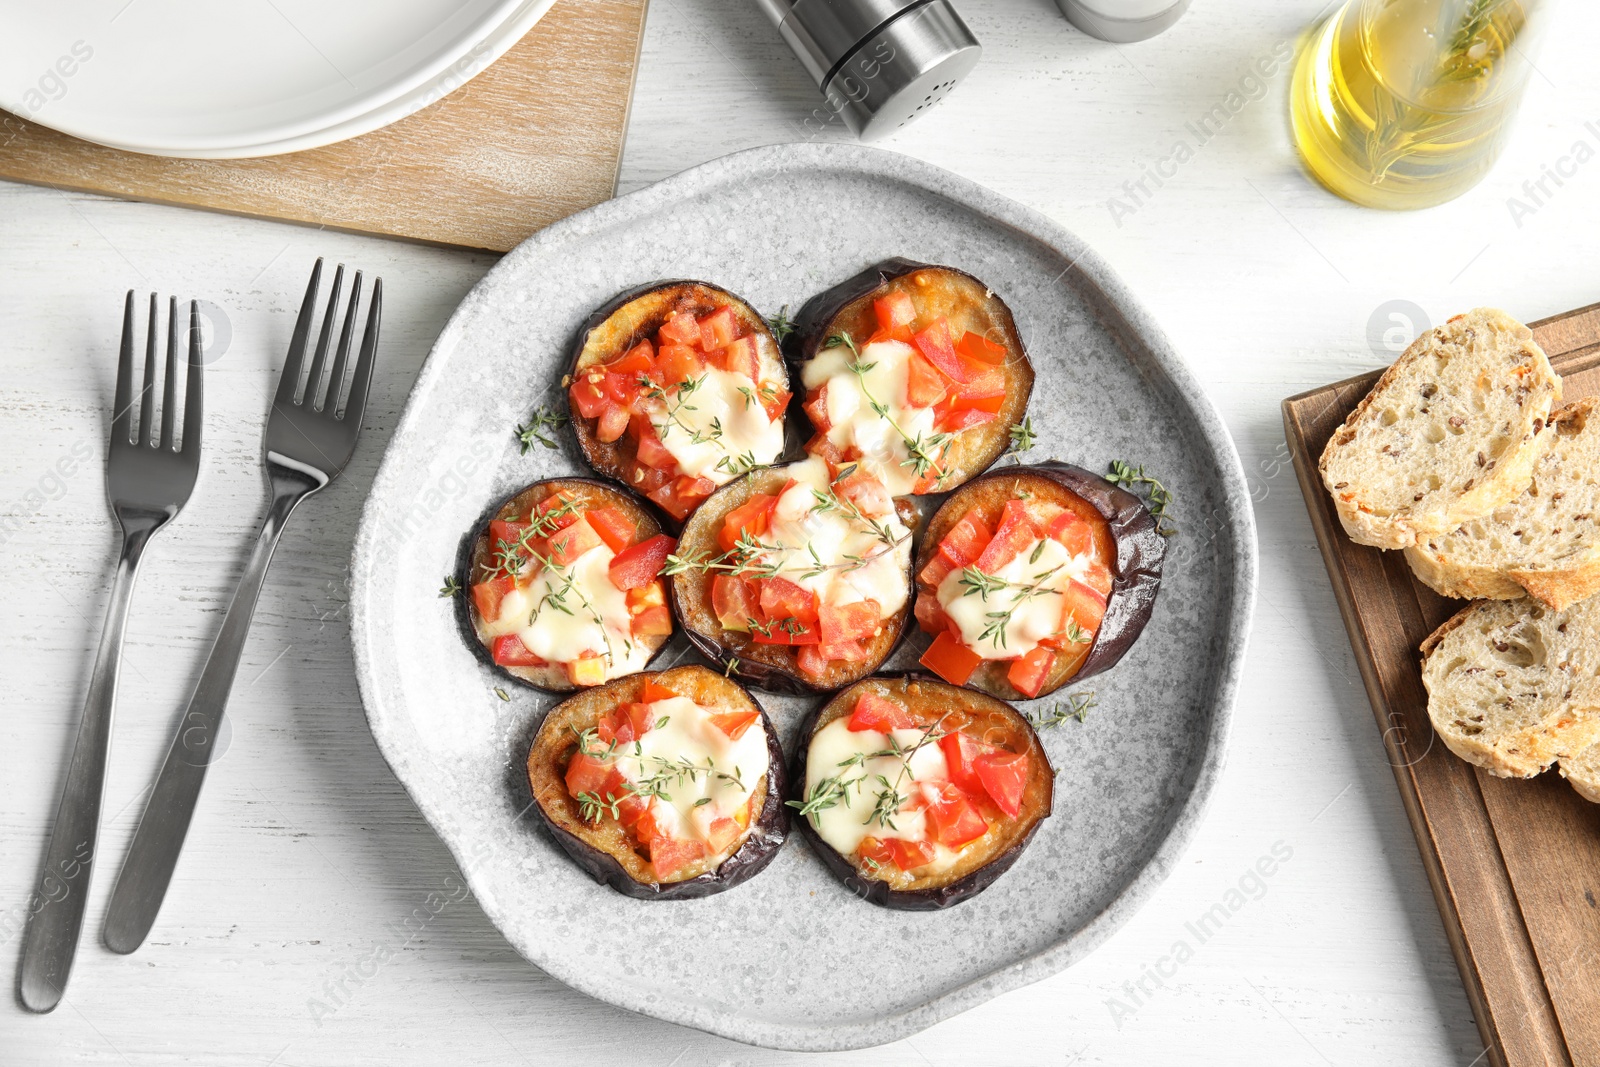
[
  {"x1": 1283, "y1": 302, "x2": 1600, "y2": 1067},
  {"x1": 0, "y1": 0, "x2": 647, "y2": 253}
]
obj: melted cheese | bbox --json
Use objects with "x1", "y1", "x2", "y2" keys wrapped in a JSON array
[
  {"x1": 800, "y1": 338, "x2": 942, "y2": 496},
  {"x1": 758, "y1": 456, "x2": 912, "y2": 618},
  {"x1": 612, "y1": 695, "x2": 770, "y2": 843},
  {"x1": 644, "y1": 360, "x2": 785, "y2": 485},
  {"x1": 803, "y1": 718, "x2": 952, "y2": 860},
  {"x1": 937, "y1": 536, "x2": 1096, "y2": 660},
  {"x1": 483, "y1": 537, "x2": 652, "y2": 680}
]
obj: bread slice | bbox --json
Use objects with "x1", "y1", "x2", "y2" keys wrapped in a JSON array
[
  {"x1": 1406, "y1": 398, "x2": 1600, "y2": 609},
  {"x1": 1419, "y1": 596, "x2": 1600, "y2": 777},
  {"x1": 1320, "y1": 309, "x2": 1561, "y2": 550},
  {"x1": 1559, "y1": 739, "x2": 1600, "y2": 804}
]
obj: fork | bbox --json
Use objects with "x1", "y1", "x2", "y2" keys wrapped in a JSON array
[
  {"x1": 103, "y1": 259, "x2": 381, "y2": 955},
  {"x1": 18, "y1": 294, "x2": 204, "y2": 1013}
]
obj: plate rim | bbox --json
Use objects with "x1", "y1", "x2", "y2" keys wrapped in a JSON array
[
  {"x1": 349, "y1": 141, "x2": 1259, "y2": 1051},
  {"x1": 0, "y1": 0, "x2": 551, "y2": 155}
]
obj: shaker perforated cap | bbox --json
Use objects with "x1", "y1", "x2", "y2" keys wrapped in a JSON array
[{"x1": 755, "y1": 0, "x2": 981, "y2": 140}]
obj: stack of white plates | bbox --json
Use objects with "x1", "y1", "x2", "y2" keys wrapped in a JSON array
[{"x1": 0, "y1": 0, "x2": 557, "y2": 158}]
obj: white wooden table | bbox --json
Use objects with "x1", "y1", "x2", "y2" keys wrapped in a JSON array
[{"x1": 4, "y1": 0, "x2": 1595, "y2": 1062}]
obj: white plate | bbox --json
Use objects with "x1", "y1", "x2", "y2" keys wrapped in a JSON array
[
  {"x1": 349, "y1": 143, "x2": 1257, "y2": 1050},
  {"x1": 0, "y1": 0, "x2": 550, "y2": 156}
]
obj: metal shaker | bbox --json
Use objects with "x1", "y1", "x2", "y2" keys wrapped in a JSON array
[
  {"x1": 1056, "y1": 0, "x2": 1192, "y2": 42},
  {"x1": 754, "y1": 0, "x2": 981, "y2": 140}
]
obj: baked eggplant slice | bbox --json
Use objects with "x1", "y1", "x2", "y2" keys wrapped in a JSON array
[
  {"x1": 566, "y1": 280, "x2": 792, "y2": 524},
  {"x1": 527, "y1": 665, "x2": 788, "y2": 899},
  {"x1": 912, "y1": 462, "x2": 1165, "y2": 700},
  {"x1": 462, "y1": 478, "x2": 676, "y2": 692},
  {"x1": 789, "y1": 259, "x2": 1034, "y2": 496},
  {"x1": 790, "y1": 674, "x2": 1053, "y2": 910},
  {"x1": 667, "y1": 456, "x2": 916, "y2": 693}
]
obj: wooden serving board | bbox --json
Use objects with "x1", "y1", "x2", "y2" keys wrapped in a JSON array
[
  {"x1": 0, "y1": 0, "x2": 647, "y2": 252},
  {"x1": 1284, "y1": 302, "x2": 1600, "y2": 1067}
]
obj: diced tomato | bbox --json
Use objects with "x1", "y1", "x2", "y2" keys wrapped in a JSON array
[
  {"x1": 905, "y1": 352, "x2": 947, "y2": 408},
  {"x1": 602, "y1": 370, "x2": 642, "y2": 407},
  {"x1": 633, "y1": 605, "x2": 673, "y2": 637},
  {"x1": 632, "y1": 464, "x2": 671, "y2": 494},
  {"x1": 973, "y1": 499, "x2": 1039, "y2": 573},
  {"x1": 920, "y1": 630, "x2": 982, "y2": 686},
  {"x1": 951, "y1": 364, "x2": 1007, "y2": 407},
  {"x1": 1047, "y1": 510, "x2": 1094, "y2": 557},
  {"x1": 616, "y1": 792, "x2": 650, "y2": 833},
  {"x1": 585, "y1": 506, "x2": 636, "y2": 552},
  {"x1": 820, "y1": 600, "x2": 879, "y2": 644},
  {"x1": 712, "y1": 574, "x2": 762, "y2": 632},
  {"x1": 655, "y1": 344, "x2": 704, "y2": 386},
  {"x1": 847, "y1": 692, "x2": 917, "y2": 733},
  {"x1": 912, "y1": 317, "x2": 974, "y2": 384},
  {"x1": 913, "y1": 469, "x2": 945, "y2": 494},
  {"x1": 626, "y1": 581, "x2": 665, "y2": 616},
  {"x1": 596, "y1": 403, "x2": 629, "y2": 443},
  {"x1": 875, "y1": 291, "x2": 916, "y2": 336},
  {"x1": 492, "y1": 634, "x2": 545, "y2": 668},
  {"x1": 533, "y1": 492, "x2": 581, "y2": 529},
  {"x1": 703, "y1": 814, "x2": 743, "y2": 854},
  {"x1": 819, "y1": 638, "x2": 870, "y2": 663},
  {"x1": 1007, "y1": 646, "x2": 1055, "y2": 698},
  {"x1": 649, "y1": 834, "x2": 707, "y2": 878},
  {"x1": 806, "y1": 432, "x2": 847, "y2": 466},
  {"x1": 937, "y1": 407, "x2": 998, "y2": 433},
  {"x1": 708, "y1": 710, "x2": 760, "y2": 741},
  {"x1": 974, "y1": 750, "x2": 1031, "y2": 818},
  {"x1": 566, "y1": 656, "x2": 608, "y2": 687},
  {"x1": 955, "y1": 330, "x2": 1007, "y2": 365},
  {"x1": 608, "y1": 340, "x2": 654, "y2": 376},
  {"x1": 657, "y1": 312, "x2": 701, "y2": 346},
  {"x1": 913, "y1": 592, "x2": 950, "y2": 635},
  {"x1": 923, "y1": 783, "x2": 989, "y2": 847},
  {"x1": 939, "y1": 731, "x2": 997, "y2": 796},
  {"x1": 1082, "y1": 561, "x2": 1113, "y2": 596},
  {"x1": 569, "y1": 372, "x2": 608, "y2": 419},
  {"x1": 1060, "y1": 579, "x2": 1107, "y2": 635},
  {"x1": 648, "y1": 476, "x2": 715, "y2": 521},
  {"x1": 489, "y1": 519, "x2": 531, "y2": 550},
  {"x1": 564, "y1": 753, "x2": 614, "y2": 799},
  {"x1": 759, "y1": 577, "x2": 819, "y2": 624},
  {"x1": 836, "y1": 467, "x2": 892, "y2": 517},
  {"x1": 803, "y1": 386, "x2": 831, "y2": 432},
  {"x1": 797, "y1": 643, "x2": 829, "y2": 678},
  {"x1": 718, "y1": 336, "x2": 758, "y2": 379},
  {"x1": 637, "y1": 678, "x2": 674, "y2": 703},
  {"x1": 759, "y1": 387, "x2": 789, "y2": 423},
  {"x1": 720, "y1": 493, "x2": 778, "y2": 552},
  {"x1": 471, "y1": 575, "x2": 516, "y2": 621},
  {"x1": 859, "y1": 836, "x2": 938, "y2": 872},
  {"x1": 918, "y1": 553, "x2": 955, "y2": 591},
  {"x1": 633, "y1": 422, "x2": 677, "y2": 471},
  {"x1": 598, "y1": 701, "x2": 655, "y2": 744},
  {"x1": 938, "y1": 509, "x2": 992, "y2": 568},
  {"x1": 609, "y1": 534, "x2": 676, "y2": 590},
  {"x1": 547, "y1": 517, "x2": 602, "y2": 565},
  {"x1": 698, "y1": 306, "x2": 739, "y2": 351}
]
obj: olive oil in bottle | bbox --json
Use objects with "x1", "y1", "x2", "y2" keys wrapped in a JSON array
[{"x1": 1291, "y1": 0, "x2": 1545, "y2": 210}]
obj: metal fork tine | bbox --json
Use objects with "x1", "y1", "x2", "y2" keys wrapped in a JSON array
[
  {"x1": 326, "y1": 271, "x2": 362, "y2": 417},
  {"x1": 159, "y1": 297, "x2": 178, "y2": 451},
  {"x1": 274, "y1": 258, "x2": 323, "y2": 409},
  {"x1": 139, "y1": 293, "x2": 158, "y2": 445},
  {"x1": 304, "y1": 263, "x2": 344, "y2": 411},
  {"x1": 183, "y1": 300, "x2": 204, "y2": 455},
  {"x1": 342, "y1": 276, "x2": 382, "y2": 426},
  {"x1": 113, "y1": 291, "x2": 136, "y2": 446}
]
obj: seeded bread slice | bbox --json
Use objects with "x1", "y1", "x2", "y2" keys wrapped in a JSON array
[
  {"x1": 1320, "y1": 309, "x2": 1561, "y2": 550},
  {"x1": 1559, "y1": 739, "x2": 1600, "y2": 804},
  {"x1": 1419, "y1": 596, "x2": 1600, "y2": 777},
  {"x1": 1406, "y1": 399, "x2": 1600, "y2": 609}
]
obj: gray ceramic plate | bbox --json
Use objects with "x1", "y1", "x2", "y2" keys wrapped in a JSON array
[{"x1": 349, "y1": 142, "x2": 1257, "y2": 1051}]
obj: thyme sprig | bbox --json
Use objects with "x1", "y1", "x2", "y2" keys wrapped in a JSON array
[
  {"x1": 570, "y1": 725, "x2": 744, "y2": 818},
  {"x1": 1107, "y1": 459, "x2": 1177, "y2": 536},
  {"x1": 482, "y1": 497, "x2": 583, "y2": 581},
  {"x1": 516, "y1": 405, "x2": 569, "y2": 454},
  {"x1": 824, "y1": 332, "x2": 952, "y2": 485},
  {"x1": 1008, "y1": 415, "x2": 1037, "y2": 454},
  {"x1": 766, "y1": 305, "x2": 796, "y2": 343},
  {"x1": 786, "y1": 712, "x2": 950, "y2": 831},
  {"x1": 522, "y1": 547, "x2": 621, "y2": 665},
  {"x1": 438, "y1": 575, "x2": 462, "y2": 598},
  {"x1": 640, "y1": 374, "x2": 717, "y2": 445},
  {"x1": 957, "y1": 562, "x2": 1066, "y2": 651},
  {"x1": 1027, "y1": 690, "x2": 1097, "y2": 729},
  {"x1": 714, "y1": 449, "x2": 762, "y2": 477}
]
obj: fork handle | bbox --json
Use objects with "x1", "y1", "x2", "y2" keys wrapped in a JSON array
[
  {"x1": 19, "y1": 519, "x2": 160, "y2": 1012},
  {"x1": 103, "y1": 463, "x2": 322, "y2": 955}
]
